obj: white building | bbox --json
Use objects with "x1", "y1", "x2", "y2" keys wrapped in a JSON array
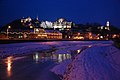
[
  {"x1": 53, "y1": 18, "x2": 72, "y2": 30},
  {"x1": 21, "y1": 17, "x2": 32, "y2": 23},
  {"x1": 40, "y1": 18, "x2": 72, "y2": 30},
  {"x1": 105, "y1": 21, "x2": 110, "y2": 30},
  {"x1": 41, "y1": 21, "x2": 53, "y2": 28}
]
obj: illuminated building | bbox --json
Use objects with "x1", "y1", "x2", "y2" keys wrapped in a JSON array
[
  {"x1": 34, "y1": 28, "x2": 47, "y2": 39},
  {"x1": 97, "y1": 21, "x2": 110, "y2": 31},
  {"x1": 105, "y1": 21, "x2": 110, "y2": 30},
  {"x1": 41, "y1": 21, "x2": 53, "y2": 28},
  {"x1": 84, "y1": 32, "x2": 92, "y2": 40},
  {"x1": 40, "y1": 18, "x2": 72, "y2": 30},
  {"x1": 34, "y1": 16, "x2": 41, "y2": 27},
  {"x1": 21, "y1": 17, "x2": 32, "y2": 23},
  {"x1": 73, "y1": 32, "x2": 84, "y2": 40},
  {"x1": 2, "y1": 16, "x2": 120, "y2": 40},
  {"x1": 106, "y1": 21, "x2": 110, "y2": 27},
  {"x1": 34, "y1": 28, "x2": 62, "y2": 39},
  {"x1": 45, "y1": 30, "x2": 62, "y2": 39},
  {"x1": 53, "y1": 18, "x2": 72, "y2": 30},
  {"x1": 7, "y1": 29, "x2": 34, "y2": 39}
]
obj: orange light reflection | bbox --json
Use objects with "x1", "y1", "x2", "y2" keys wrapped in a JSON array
[{"x1": 5, "y1": 56, "x2": 13, "y2": 77}]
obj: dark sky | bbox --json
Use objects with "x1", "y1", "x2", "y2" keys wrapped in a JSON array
[{"x1": 0, "y1": 0, "x2": 120, "y2": 28}]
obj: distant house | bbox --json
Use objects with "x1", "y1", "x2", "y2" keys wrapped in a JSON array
[
  {"x1": 34, "y1": 28, "x2": 62, "y2": 39},
  {"x1": 72, "y1": 30, "x2": 84, "y2": 40},
  {"x1": 34, "y1": 28, "x2": 47, "y2": 39},
  {"x1": 8, "y1": 29, "x2": 34, "y2": 39},
  {"x1": 45, "y1": 30, "x2": 62, "y2": 39}
]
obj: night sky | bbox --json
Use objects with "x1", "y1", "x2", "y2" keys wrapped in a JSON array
[{"x1": 0, "y1": 0, "x2": 120, "y2": 28}]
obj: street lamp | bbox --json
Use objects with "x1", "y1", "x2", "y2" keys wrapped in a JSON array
[{"x1": 7, "y1": 26, "x2": 11, "y2": 38}]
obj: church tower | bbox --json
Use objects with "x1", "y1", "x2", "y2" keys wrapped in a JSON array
[
  {"x1": 105, "y1": 21, "x2": 110, "y2": 30},
  {"x1": 106, "y1": 21, "x2": 110, "y2": 27}
]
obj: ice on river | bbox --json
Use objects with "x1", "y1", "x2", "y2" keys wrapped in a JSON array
[{"x1": 0, "y1": 41, "x2": 112, "y2": 57}]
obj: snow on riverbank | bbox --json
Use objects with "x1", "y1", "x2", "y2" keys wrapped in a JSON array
[
  {"x1": 0, "y1": 41, "x2": 117, "y2": 80},
  {"x1": 0, "y1": 41, "x2": 112, "y2": 57},
  {"x1": 51, "y1": 59, "x2": 72, "y2": 76},
  {"x1": 63, "y1": 45, "x2": 120, "y2": 80}
]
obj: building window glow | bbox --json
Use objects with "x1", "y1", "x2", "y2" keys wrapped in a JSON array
[
  {"x1": 106, "y1": 21, "x2": 110, "y2": 27},
  {"x1": 36, "y1": 29, "x2": 39, "y2": 32},
  {"x1": 100, "y1": 36, "x2": 103, "y2": 39},
  {"x1": 8, "y1": 26, "x2": 11, "y2": 28},
  {"x1": 101, "y1": 26, "x2": 104, "y2": 29},
  {"x1": 30, "y1": 26, "x2": 33, "y2": 28}
]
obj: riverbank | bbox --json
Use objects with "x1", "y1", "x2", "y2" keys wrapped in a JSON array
[
  {"x1": 51, "y1": 45, "x2": 120, "y2": 80},
  {"x1": 0, "y1": 41, "x2": 112, "y2": 58},
  {"x1": 0, "y1": 41, "x2": 113, "y2": 80},
  {"x1": 113, "y1": 38, "x2": 120, "y2": 49}
]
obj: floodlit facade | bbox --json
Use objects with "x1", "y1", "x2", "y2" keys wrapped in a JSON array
[
  {"x1": 53, "y1": 18, "x2": 72, "y2": 30},
  {"x1": 40, "y1": 18, "x2": 72, "y2": 30},
  {"x1": 34, "y1": 28, "x2": 62, "y2": 39},
  {"x1": 45, "y1": 30, "x2": 62, "y2": 39},
  {"x1": 21, "y1": 17, "x2": 32, "y2": 23},
  {"x1": 41, "y1": 21, "x2": 53, "y2": 28},
  {"x1": 105, "y1": 21, "x2": 110, "y2": 30},
  {"x1": 98, "y1": 21, "x2": 110, "y2": 30},
  {"x1": 34, "y1": 28, "x2": 47, "y2": 39}
]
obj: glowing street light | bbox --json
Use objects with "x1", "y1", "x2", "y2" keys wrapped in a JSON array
[{"x1": 7, "y1": 26, "x2": 11, "y2": 38}]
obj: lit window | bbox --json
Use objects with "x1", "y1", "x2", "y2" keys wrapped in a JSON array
[
  {"x1": 100, "y1": 36, "x2": 103, "y2": 39},
  {"x1": 36, "y1": 29, "x2": 39, "y2": 32},
  {"x1": 101, "y1": 26, "x2": 104, "y2": 29},
  {"x1": 8, "y1": 26, "x2": 11, "y2": 28},
  {"x1": 30, "y1": 26, "x2": 33, "y2": 28}
]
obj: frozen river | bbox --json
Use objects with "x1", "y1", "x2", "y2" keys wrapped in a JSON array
[{"x1": 0, "y1": 41, "x2": 113, "y2": 80}]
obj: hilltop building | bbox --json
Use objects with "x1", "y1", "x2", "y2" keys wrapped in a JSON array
[
  {"x1": 0, "y1": 16, "x2": 120, "y2": 40},
  {"x1": 40, "y1": 18, "x2": 72, "y2": 31},
  {"x1": 53, "y1": 18, "x2": 72, "y2": 30},
  {"x1": 34, "y1": 28, "x2": 62, "y2": 39}
]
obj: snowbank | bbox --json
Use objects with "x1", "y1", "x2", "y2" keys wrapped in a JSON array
[
  {"x1": 51, "y1": 59, "x2": 72, "y2": 76},
  {"x1": 64, "y1": 45, "x2": 120, "y2": 80}
]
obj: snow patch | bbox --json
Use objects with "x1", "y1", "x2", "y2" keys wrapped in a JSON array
[
  {"x1": 64, "y1": 45, "x2": 120, "y2": 80},
  {"x1": 51, "y1": 59, "x2": 72, "y2": 76}
]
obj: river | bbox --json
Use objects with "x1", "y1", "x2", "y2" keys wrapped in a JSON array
[{"x1": 0, "y1": 41, "x2": 112, "y2": 80}]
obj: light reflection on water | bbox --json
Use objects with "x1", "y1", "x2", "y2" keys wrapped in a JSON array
[
  {"x1": 5, "y1": 56, "x2": 13, "y2": 77},
  {"x1": 1, "y1": 47, "x2": 80, "y2": 79},
  {"x1": 33, "y1": 52, "x2": 71, "y2": 63},
  {"x1": 33, "y1": 52, "x2": 39, "y2": 63},
  {"x1": 77, "y1": 50, "x2": 81, "y2": 54}
]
